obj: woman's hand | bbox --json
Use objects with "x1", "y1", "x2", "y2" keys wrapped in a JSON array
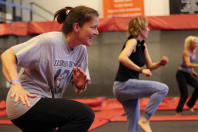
[
  {"x1": 160, "y1": 56, "x2": 168, "y2": 66},
  {"x1": 192, "y1": 72, "x2": 198, "y2": 78},
  {"x1": 141, "y1": 69, "x2": 152, "y2": 77},
  {"x1": 72, "y1": 66, "x2": 88, "y2": 94},
  {"x1": 72, "y1": 85, "x2": 87, "y2": 95},
  {"x1": 10, "y1": 83, "x2": 37, "y2": 107}
]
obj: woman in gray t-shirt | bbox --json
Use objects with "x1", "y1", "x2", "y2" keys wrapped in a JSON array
[{"x1": 1, "y1": 6, "x2": 99, "y2": 132}]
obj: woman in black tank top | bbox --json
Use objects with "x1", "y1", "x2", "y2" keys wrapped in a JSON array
[{"x1": 113, "y1": 17, "x2": 169, "y2": 132}]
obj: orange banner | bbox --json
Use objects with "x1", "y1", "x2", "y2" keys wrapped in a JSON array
[{"x1": 103, "y1": 0, "x2": 144, "y2": 18}]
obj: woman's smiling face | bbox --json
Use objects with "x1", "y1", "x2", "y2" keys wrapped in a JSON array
[{"x1": 77, "y1": 16, "x2": 99, "y2": 46}]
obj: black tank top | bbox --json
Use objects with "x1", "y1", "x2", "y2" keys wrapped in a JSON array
[{"x1": 115, "y1": 35, "x2": 145, "y2": 81}]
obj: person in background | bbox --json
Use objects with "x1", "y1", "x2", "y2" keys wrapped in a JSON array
[
  {"x1": 113, "y1": 16, "x2": 169, "y2": 132},
  {"x1": 1, "y1": 5, "x2": 99, "y2": 132},
  {"x1": 176, "y1": 36, "x2": 198, "y2": 115}
]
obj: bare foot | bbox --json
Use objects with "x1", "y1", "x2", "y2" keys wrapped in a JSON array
[
  {"x1": 138, "y1": 117, "x2": 152, "y2": 132},
  {"x1": 189, "y1": 108, "x2": 194, "y2": 112},
  {"x1": 176, "y1": 112, "x2": 182, "y2": 116}
]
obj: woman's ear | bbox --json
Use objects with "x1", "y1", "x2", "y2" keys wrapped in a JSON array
[{"x1": 73, "y1": 23, "x2": 80, "y2": 32}]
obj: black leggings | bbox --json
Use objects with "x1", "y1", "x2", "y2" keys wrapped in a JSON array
[
  {"x1": 176, "y1": 70, "x2": 198, "y2": 112},
  {"x1": 11, "y1": 98, "x2": 95, "y2": 132}
]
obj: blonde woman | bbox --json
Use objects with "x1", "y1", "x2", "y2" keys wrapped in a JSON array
[
  {"x1": 113, "y1": 16, "x2": 169, "y2": 132},
  {"x1": 176, "y1": 36, "x2": 198, "y2": 114}
]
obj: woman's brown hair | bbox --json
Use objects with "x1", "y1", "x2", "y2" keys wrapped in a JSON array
[{"x1": 54, "y1": 6, "x2": 99, "y2": 35}]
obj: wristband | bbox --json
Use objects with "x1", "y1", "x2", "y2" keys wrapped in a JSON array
[
  {"x1": 9, "y1": 79, "x2": 20, "y2": 85},
  {"x1": 139, "y1": 68, "x2": 143, "y2": 73}
]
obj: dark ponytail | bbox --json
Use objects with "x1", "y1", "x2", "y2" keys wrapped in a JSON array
[
  {"x1": 54, "y1": 7, "x2": 73, "y2": 24},
  {"x1": 54, "y1": 6, "x2": 99, "y2": 35}
]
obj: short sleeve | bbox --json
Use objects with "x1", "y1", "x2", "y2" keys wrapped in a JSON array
[
  {"x1": 12, "y1": 36, "x2": 41, "y2": 69},
  {"x1": 77, "y1": 47, "x2": 91, "y2": 83}
]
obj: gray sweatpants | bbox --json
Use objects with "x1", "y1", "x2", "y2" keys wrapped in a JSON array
[{"x1": 113, "y1": 79, "x2": 169, "y2": 132}]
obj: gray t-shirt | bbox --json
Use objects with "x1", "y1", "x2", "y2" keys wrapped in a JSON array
[{"x1": 6, "y1": 32, "x2": 90, "y2": 120}]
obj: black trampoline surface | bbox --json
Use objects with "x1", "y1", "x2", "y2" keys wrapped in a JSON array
[
  {"x1": 0, "y1": 110, "x2": 198, "y2": 132},
  {"x1": 1, "y1": 121, "x2": 197, "y2": 132},
  {"x1": 91, "y1": 110, "x2": 198, "y2": 132},
  {"x1": 91, "y1": 121, "x2": 198, "y2": 132}
]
